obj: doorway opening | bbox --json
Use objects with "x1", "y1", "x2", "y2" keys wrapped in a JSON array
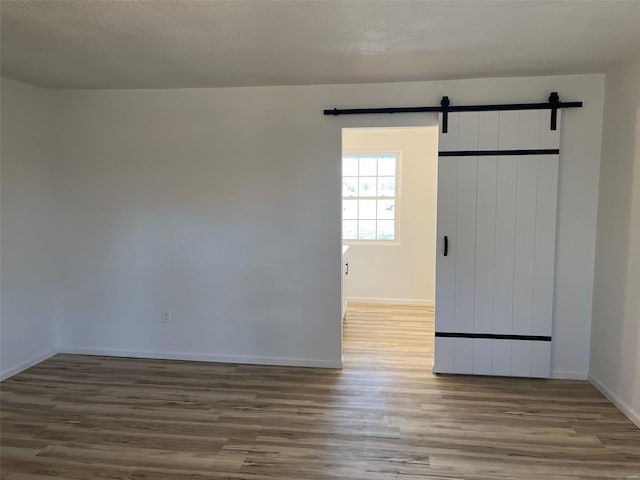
[{"x1": 340, "y1": 126, "x2": 439, "y2": 364}]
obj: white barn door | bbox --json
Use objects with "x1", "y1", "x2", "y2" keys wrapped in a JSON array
[{"x1": 434, "y1": 110, "x2": 560, "y2": 378}]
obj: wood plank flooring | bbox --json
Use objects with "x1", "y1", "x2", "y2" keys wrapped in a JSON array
[{"x1": 1, "y1": 303, "x2": 639, "y2": 479}]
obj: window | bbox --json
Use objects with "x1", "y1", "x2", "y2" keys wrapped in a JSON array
[{"x1": 342, "y1": 153, "x2": 398, "y2": 241}]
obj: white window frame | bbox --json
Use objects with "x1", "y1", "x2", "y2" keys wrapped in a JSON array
[{"x1": 342, "y1": 148, "x2": 401, "y2": 245}]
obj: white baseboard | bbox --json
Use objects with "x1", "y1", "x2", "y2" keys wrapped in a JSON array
[
  {"x1": 0, "y1": 349, "x2": 58, "y2": 381},
  {"x1": 59, "y1": 347, "x2": 343, "y2": 369},
  {"x1": 551, "y1": 370, "x2": 588, "y2": 380},
  {"x1": 348, "y1": 296, "x2": 435, "y2": 307},
  {"x1": 589, "y1": 374, "x2": 640, "y2": 429}
]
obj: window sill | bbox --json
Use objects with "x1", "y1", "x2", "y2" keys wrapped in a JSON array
[{"x1": 342, "y1": 240, "x2": 400, "y2": 247}]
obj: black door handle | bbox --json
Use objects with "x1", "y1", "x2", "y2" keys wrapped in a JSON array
[
  {"x1": 444, "y1": 236, "x2": 449, "y2": 256},
  {"x1": 345, "y1": 261, "x2": 349, "y2": 275}
]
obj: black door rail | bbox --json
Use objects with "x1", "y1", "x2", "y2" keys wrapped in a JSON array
[{"x1": 324, "y1": 92, "x2": 582, "y2": 133}]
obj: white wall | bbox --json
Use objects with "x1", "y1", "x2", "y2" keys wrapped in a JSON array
[
  {"x1": 342, "y1": 127, "x2": 438, "y2": 304},
  {"x1": 0, "y1": 78, "x2": 58, "y2": 379},
  {"x1": 50, "y1": 74, "x2": 604, "y2": 377},
  {"x1": 590, "y1": 54, "x2": 640, "y2": 427}
]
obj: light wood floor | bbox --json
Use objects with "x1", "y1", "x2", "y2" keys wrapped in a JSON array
[{"x1": 1, "y1": 303, "x2": 639, "y2": 479}]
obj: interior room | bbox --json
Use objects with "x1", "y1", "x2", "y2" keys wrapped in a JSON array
[
  {"x1": 342, "y1": 127, "x2": 437, "y2": 306},
  {"x1": 1, "y1": 1, "x2": 639, "y2": 479}
]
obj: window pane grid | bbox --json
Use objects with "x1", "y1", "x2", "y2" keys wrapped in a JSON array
[{"x1": 342, "y1": 154, "x2": 397, "y2": 241}]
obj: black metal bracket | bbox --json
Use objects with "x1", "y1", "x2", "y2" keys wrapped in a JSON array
[
  {"x1": 440, "y1": 96, "x2": 450, "y2": 134},
  {"x1": 549, "y1": 91, "x2": 560, "y2": 131},
  {"x1": 323, "y1": 92, "x2": 582, "y2": 134}
]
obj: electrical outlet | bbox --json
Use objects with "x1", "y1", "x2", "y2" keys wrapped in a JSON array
[{"x1": 161, "y1": 310, "x2": 172, "y2": 324}]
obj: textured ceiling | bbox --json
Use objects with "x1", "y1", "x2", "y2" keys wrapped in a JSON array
[{"x1": 2, "y1": 0, "x2": 640, "y2": 89}]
